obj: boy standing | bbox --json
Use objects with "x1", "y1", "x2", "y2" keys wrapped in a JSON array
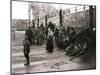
[{"x1": 23, "y1": 36, "x2": 30, "y2": 66}]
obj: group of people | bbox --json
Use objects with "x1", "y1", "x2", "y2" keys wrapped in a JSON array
[
  {"x1": 23, "y1": 21, "x2": 76, "y2": 66},
  {"x1": 54, "y1": 26, "x2": 76, "y2": 50},
  {"x1": 46, "y1": 22, "x2": 76, "y2": 53}
]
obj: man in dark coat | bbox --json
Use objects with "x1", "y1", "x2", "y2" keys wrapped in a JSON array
[
  {"x1": 23, "y1": 36, "x2": 30, "y2": 66},
  {"x1": 25, "y1": 27, "x2": 33, "y2": 45}
]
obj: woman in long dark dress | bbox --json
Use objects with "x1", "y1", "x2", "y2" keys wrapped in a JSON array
[{"x1": 46, "y1": 28, "x2": 54, "y2": 53}]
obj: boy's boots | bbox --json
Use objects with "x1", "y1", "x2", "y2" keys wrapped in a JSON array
[{"x1": 24, "y1": 58, "x2": 30, "y2": 66}]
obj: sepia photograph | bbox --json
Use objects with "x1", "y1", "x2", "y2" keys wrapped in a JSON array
[{"x1": 11, "y1": 0, "x2": 96, "y2": 74}]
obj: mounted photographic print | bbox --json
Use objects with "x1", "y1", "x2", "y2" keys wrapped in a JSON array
[{"x1": 11, "y1": 0, "x2": 96, "y2": 74}]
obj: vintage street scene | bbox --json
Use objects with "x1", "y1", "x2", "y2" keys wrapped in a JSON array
[{"x1": 11, "y1": 0, "x2": 96, "y2": 74}]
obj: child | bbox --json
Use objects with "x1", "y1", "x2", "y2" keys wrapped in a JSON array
[{"x1": 23, "y1": 36, "x2": 30, "y2": 66}]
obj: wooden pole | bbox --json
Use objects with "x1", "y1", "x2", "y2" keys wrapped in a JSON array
[
  {"x1": 89, "y1": 6, "x2": 94, "y2": 28},
  {"x1": 59, "y1": 10, "x2": 63, "y2": 26},
  {"x1": 45, "y1": 15, "x2": 47, "y2": 28},
  {"x1": 28, "y1": 3, "x2": 31, "y2": 27}
]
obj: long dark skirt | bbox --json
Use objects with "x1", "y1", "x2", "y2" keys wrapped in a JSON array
[{"x1": 46, "y1": 36, "x2": 54, "y2": 53}]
